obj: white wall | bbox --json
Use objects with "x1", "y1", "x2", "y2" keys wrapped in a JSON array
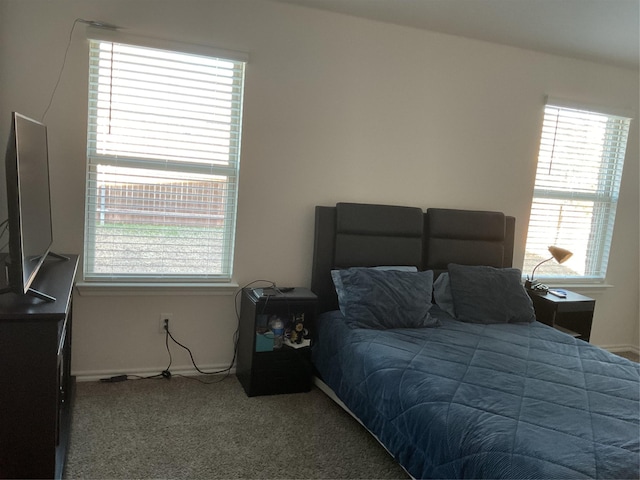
[{"x1": 0, "y1": 0, "x2": 638, "y2": 378}]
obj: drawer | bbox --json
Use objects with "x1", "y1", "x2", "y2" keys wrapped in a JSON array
[
  {"x1": 253, "y1": 348, "x2": 311, "y2": 372},
  {"x1": 249, "y1": 363, "x2": 312, "y2": 396}
]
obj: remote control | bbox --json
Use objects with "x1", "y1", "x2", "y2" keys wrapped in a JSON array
[{"x1": 548, "y1": 289, "x2": 567, "y2": 298}]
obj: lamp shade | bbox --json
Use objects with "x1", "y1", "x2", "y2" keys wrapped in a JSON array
[{"x1": 548, "y1": 246, "x2": 573, "y2": 264}]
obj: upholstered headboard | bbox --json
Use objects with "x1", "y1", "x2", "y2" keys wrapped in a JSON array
[{"x1": 311, "y1": 202, "x2": 515, "y2": 313}]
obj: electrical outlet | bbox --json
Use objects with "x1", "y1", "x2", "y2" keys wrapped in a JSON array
[{"x1": 159, "y1": 313, "x2": 173, "y2": 334}]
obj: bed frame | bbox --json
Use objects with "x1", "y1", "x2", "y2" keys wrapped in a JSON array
[{"x1": 311, "y1": 202, "x2": 515, "y2": 313}]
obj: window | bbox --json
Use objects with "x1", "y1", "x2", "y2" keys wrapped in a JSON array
[
  {"x1": 523, "y1": 99, "x2": 632, "y2": 283},
  {"x1": 84, "y1": 33, "x2": 246, "y2": 282}
]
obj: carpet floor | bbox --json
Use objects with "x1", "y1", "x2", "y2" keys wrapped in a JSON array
[
  {"x1": 65, "y1": 375, "x2": 409, "y2": 479},
  {"x1": 617, "y1": 350, "x2": 640, "y2": 363},
  {"x1": 66, "y1": 351, "x2": 639, "y2": 478}
]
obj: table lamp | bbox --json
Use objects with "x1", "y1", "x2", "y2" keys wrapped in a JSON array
[{"x1": 525, "y1": 246, "x2": 573, "y2": 292}]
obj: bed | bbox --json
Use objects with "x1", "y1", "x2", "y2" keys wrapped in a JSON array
[{"x1": 310, "y1": 202, "x2": 640, "y2": 479}]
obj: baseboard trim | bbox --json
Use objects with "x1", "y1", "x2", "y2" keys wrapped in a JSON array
[
  {"x1": 74, "y1": 364, "x2": 236, "y2": 382},
  {"x1": 75, "y1": 344, "x2": 639, "y2": 382},
  {"x1": 599, "y1": 344, "x2": 640, "y2": 355}
]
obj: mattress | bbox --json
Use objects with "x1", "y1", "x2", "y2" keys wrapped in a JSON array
[{"x1": 312, "y1": 307, "x2": 640, "y2": 479}]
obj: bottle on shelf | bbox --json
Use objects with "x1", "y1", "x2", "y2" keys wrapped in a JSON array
[{"x1": 270, "y1": 316, "x2": 284, "y2": 349}]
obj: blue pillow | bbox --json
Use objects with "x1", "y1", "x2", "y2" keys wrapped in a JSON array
[
  {"x1": 331, "y1": 268, "x2": 439, "y2": 329},
  {"x1": 433, "y1": 272, "x2": 456, "y2": 317},
  {"x1": 447, "y1": 263, "x2": 535, "y2": 324},
  {"x1": 371, "y1": 265, "x2": 418, "y2": 272}
]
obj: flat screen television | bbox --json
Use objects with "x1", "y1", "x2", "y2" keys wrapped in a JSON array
[{"x1": 2, "y1": 112, "x2": 65, "y2": 302}]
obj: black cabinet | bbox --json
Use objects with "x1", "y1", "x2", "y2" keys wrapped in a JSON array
[
  {"x1": 237, "y1": 288, "x2": 317, "y2": 396},
  {"x1": 0, "y1": 254, "x2": 78, "y2": 479},
  {"x1": 528, "y1": 289, "x2": 595, "y2": 342}
]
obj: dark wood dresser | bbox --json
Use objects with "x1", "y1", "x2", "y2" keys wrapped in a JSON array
[{"x1": 0, "y1": 254, "x2": 78, "y2": 479}]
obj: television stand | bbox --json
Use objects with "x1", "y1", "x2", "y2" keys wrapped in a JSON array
[
  {"x1": 0, "y1": 254, "x2": 78, "y2": 479},
  {"x1": 0, "y1": 251, "x2": 69, "y2": 302},
  {"x1": 46, "y1": 251, "x2": 71, "y2": 262},
  {"x1": 27, "y1": 252, "x2": 70, "y2": 302},
  {"x1": 26, "y1": 286, "x2": 57, "y2": 302},
  {"x1": 0, "y1": 284, "x2": 57, "y2": 302}
]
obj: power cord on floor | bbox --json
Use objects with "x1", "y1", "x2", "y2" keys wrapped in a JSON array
[
  {"x1": 144, "y1": 319, "x2": 229, "y2": 384},
  {"x1": 98, "y1": 279, "x2": 278, "y2": 385},
  {"x1": 170, "y1": 279, "x2": 278, "y2": 384}
]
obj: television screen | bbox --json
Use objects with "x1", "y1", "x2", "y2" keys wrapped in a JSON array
[{"x1": 4, "y1": 112, "x2": 54, "y2": 298}]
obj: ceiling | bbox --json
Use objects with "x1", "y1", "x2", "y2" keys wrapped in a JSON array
[{"x1": 274, "y1": 0, "x2": 639, "y2": 70}]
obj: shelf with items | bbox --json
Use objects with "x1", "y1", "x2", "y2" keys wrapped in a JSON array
[{"x1": 254, "y1": 310, "x2": 312, "y2": 351}]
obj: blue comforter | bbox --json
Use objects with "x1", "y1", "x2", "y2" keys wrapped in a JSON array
[{"x1": 312, "y1": 307, "x2": 640, "y2": 479}]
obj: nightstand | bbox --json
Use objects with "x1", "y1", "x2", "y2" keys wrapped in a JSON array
[
  {"x1": 236, "y1": 287, "x2": 317, "y2": 396},
  {"x1": 527, "y1": 289, "x2": 595, "y2": 342}
]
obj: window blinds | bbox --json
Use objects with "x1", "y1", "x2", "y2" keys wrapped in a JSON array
[
  {"x1": 523, "y1": 102, "x2": 631, "y2": 281},
  {"x1": 84, "y1": 39, "x2": 246, "y2": 281}
]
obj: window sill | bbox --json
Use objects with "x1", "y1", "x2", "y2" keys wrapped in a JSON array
[
  {"x1": 526, "y1": 282, "x2": 614, "y2": 294},
  {"x1": 75, "y1": 281, "x2": 239, "y2": 296},
  {"x1": 547, "y1": 283, "x2": 613, "y2": 293}
]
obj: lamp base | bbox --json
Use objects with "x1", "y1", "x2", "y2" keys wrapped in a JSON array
[{"x1": 525, "y1": 280, "x2": 549, "y2": 293}]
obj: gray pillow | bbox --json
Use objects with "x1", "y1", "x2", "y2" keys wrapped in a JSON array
[
  {"x1": 447, "y1": 263, "x2": 535, "y2": 324},
  {"x1": 433, "y1": 272, "x2": 456, "y2": 317},
  {"x1": 371, "y1": 265, "x2": 418, "y2": 272},
  {"x1": 331, "y1": 267, "x2": 440, "y2": 329}
]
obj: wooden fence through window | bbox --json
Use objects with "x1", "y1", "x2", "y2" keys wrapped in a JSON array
[{"x1": 96, "y1": 180, "x2": 227, "y2": 227}]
